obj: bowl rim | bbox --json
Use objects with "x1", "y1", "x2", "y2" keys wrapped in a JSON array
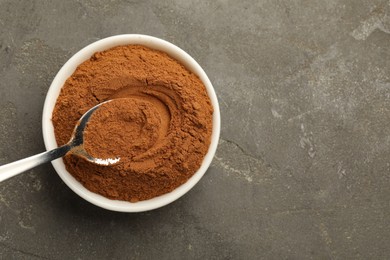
[{"x1": 41, "y1": 34, "x2": 221, "y2": 212}]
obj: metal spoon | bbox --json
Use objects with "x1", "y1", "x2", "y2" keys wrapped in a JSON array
[{"x1": 0, "y1": 100, "x2": 119, "y2": 182}]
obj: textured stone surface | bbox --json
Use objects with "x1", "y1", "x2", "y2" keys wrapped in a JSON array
[{"x1": 0, "y1": 0, "x2": 389, "y2": 259}]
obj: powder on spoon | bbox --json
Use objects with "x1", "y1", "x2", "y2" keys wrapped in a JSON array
[
  {"x1": 83, "y1": 98, "x2": 163, "y2": 161},
  {"x1": 52, "y1": 45, "x2": 213, "y2": 202}
]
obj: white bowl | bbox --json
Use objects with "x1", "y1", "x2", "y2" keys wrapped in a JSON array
[{"x1": 42, "y1": 34, "x2": 220, "y2": 212}]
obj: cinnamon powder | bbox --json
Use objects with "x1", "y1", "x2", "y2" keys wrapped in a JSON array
[{"x1": 52, "y1": 45, "x2": 213, "y2": 202}]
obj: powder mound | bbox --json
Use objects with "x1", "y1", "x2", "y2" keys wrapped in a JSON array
[{"x1": 52, "y1": 45, "x2": 213, "y2": 202}]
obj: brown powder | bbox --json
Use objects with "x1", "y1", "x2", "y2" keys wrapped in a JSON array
[
  {"x1": 84, "y1": 98, "x2": 163, "y2": 161},
  {"x1": 52, "y1": 45, "x2": 213, "y2": 202}
]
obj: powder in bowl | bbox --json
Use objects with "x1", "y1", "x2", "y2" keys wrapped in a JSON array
[{"x1": 52, "y1": 45, "x2": 213, "y2": 202}]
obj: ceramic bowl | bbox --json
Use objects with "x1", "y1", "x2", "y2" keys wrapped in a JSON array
[{"x1": 42, "y1": 34, "x2": 220, "y2": 212}]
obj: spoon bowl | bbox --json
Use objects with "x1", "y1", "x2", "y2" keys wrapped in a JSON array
[{"x1": 68, "y1": 100, "x2": 119, "y2": 165}]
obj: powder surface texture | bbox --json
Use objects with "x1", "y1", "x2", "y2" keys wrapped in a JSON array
[{"x1": 52, "y1": 45, "x2": 213, "y2": 202}]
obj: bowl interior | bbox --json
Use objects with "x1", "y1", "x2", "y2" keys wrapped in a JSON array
[{"x1": 42, "y1": 34, "x2": 220, "y2": 212}]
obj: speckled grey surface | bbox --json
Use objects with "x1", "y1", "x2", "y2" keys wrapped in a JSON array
[{"x1": 0, "y1": 0, "x2": 389, "y2": 259}]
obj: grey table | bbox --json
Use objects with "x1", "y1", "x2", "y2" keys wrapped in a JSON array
[{"x1": 0, "y1": 0, "x2": 389, "y2": 259}]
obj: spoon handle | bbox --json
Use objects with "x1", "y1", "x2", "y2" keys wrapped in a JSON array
[{"x1": 0, "y1": 145, "x2": 71, "y2": 182}]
